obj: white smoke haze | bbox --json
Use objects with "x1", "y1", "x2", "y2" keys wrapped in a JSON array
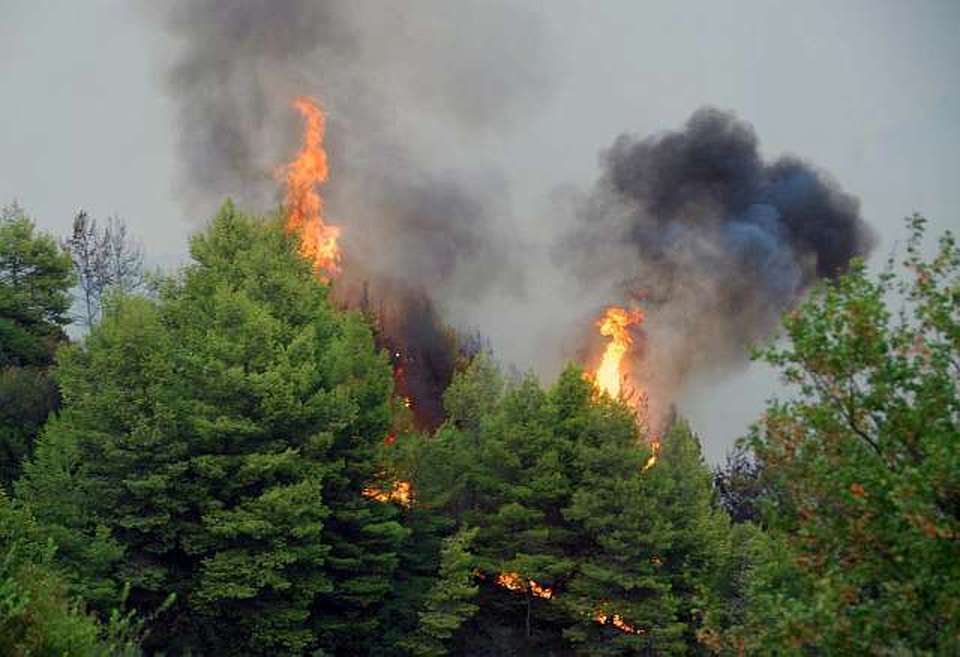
[{"x1": 144, "y1": 1, "x2": 875, "y2": 443}]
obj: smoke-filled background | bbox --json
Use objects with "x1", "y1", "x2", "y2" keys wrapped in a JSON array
[
  {"x1": 3, "y1": 0, "x2": 958, "y2": 459},
  {"x1": 559, "y1": 107, "x2": 875, "y2": 426},
  {"x1": 140, "y1": 1, "x2": 552, "y2": 428},
  {"x1": 147, "y1": 0, "x2": 543, "y2": 304}
]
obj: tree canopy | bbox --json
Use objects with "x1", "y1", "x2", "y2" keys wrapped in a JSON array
[
  {"x1": 0, "y1": 203, "x2": 74, "y2": 488},
  {"x1": 708, "y1": 215, "x2": 960, "y2": 655},
  {"x1": 3, "y1": 209, "x2": 956, "y2": 656}
]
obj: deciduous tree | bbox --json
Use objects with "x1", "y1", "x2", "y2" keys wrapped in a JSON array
[{"x1": 719, "y1": 216, "x2": 960, "y2": 654}]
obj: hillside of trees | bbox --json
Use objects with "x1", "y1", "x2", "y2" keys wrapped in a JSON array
[{"x1": 1, "y1": 202, "x2": 957, "y2": 656}]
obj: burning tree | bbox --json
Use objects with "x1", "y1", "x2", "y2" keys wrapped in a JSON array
[{"x1": 396, "y1": 357, "x2": 730, "y2": 655}]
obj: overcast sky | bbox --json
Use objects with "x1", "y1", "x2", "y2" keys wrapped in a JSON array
[{"x1": 2, "y1": 0, "x2": 958, "y2": 461}]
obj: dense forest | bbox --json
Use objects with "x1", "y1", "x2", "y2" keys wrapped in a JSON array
[{"x1": 1, "y1": 202, "x2": 957, "y2": 655}]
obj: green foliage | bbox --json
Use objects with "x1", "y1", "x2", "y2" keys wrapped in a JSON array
[
  {"x1": 0, "y1": 366, "x2": 58, "y2": 488},
  {"x1": 13, "y1": 198, "x2": 949, "y2": 656},
  {"x1": 402, "y1": 359, "x2": 731, "y2": 655},
  {"x1": 402, "y1": 527, "x2": 480, "y2": 657},
  {"x1": 16, "y1": 417, "x2": 124, "y2": 609},
  {"x1": 0, "y1": 491, "x2": 142, "y2": 657},
  {"x1": 19, "y1": 202, "x2": 404, "y2": 656},
  {"x1": 0, "y1": 203, "x2": 75, "y2": 489},
  {"x1": 562, "y1": 420, "x2": 728, "y2": 656},
  {"x1": 0, "y1": 203, "x2": 74, "y2": 368},
  {"x1": 717, "y1": 216, "x2": 960, "y2": 654}
]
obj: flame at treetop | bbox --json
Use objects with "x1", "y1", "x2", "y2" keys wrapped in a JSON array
[
  {"x1": 590, "y1": 305, "x2": 661, "y2": 470},
  {"x1": 284, "y1": 96, "x2": 341, "y2": 276},
  {"x1": 593, "y1": 306, "x2": 644, "y2": 400}
]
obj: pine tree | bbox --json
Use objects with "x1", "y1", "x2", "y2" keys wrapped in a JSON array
[
  {"x1": 0, "y1": 203, "x2": 74, "y2": 488},
  {"x1": 0, "y1": 491, "x2": 142, "y2": 657},
  {"x1": 19, "y1": 202, "x2": 406, "y2": 655},
  {"x1": 406, "y1": 361, "x2": 733, "y2": 656},
  {"x1": 559, "y1": 374, "x2": 683, "y2": 656},
  {"x1": 402, "y1": 527, "x2": 480, "y2": 657}
]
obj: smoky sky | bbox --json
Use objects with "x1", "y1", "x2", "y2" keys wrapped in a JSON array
[
  {"x1": 140, "y1": 0, "x2": 556, "y2": 427},
  {"x1": 149, "y1": 1, "x2": 878, "y2": 432},
  {"x1": 145, "y1": 0, "x2": 549, "y2": 305},
  {"x1": 602, "y1": 108, "x2": 872, "y2": 281},
  {"x1": 560, "y1": 107, "x2": 876, "y2": 421}
]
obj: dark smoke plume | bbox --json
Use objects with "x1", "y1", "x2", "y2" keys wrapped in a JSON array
[{"x1": 562, "y1": 107, "x2": 875, "y2": 421}]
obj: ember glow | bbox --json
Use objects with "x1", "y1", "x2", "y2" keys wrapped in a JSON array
[
  {"x1": 495, "y1": 572, "x2": 554, "y2": 599},
  {"x1": 594, "y1": 609, "x2": 642, "y2": 635},
  {"x1": 362, "y1": 480, "x2": 412, "y2": 507},
  {"x1": 284, "y1": 96, "x2": 341, "y2": 276},
  {"x1": 644, "y1": 437, "x2": 661, "y2": 471},
  {"x1": 593, "y1": 306, "x2": 644, "y2": 400}
]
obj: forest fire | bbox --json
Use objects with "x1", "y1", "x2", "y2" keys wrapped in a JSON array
[
  {"x1": 594, "y1": 609, "x2": 643, "y2": 635},
  {"x1": 593, "y1": 306, "x2": 644, "y2": 400},
  {"x1": 284, "y1": 96, "x2": 341, "y2": 277},
  {"x1": 589, "y1": 305, "x2": 660, "y2": 469},
  {"x1": 362, "y1": 480, "x2": 412, "y2": 507},
  {"x1": 284, "y1": 97, "x2": 417, "y2": 502},
  {"x1": 495, "y1": 572, "x2": 554, "y2": 599},
  {"x1": 283, "y1": 96, "x2": 656, "y2": 510}
]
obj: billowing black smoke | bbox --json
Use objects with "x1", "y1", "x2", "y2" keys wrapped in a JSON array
[
  {"x1": 562, "y1": 107, "x2": 875, "y2": 421},
  {"x1": 601, "y1": 107, "x2": 871, "y2": 284}
]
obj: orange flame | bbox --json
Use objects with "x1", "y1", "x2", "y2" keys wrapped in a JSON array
[
  {"x1": 590, "y1": 306, "x2": 661, "y2": 471},
  {"x1": 284, "y1": 96, "x2": 341, "y2": 276},
  {"x1": 594, "y1": 607, "x2": 643, "y2": 634},
  {"x1": 593, "y1": 306, "x2": 644, "y2": 399},
  {"x1": 362, "y1": 480, "x2": 412, "y2": 507},
  {"x1": 495, "y1": 572, "x2": 554, "y2": 599},
  {"x1": 643, "y1": 436, "x2": 661, "y2": 471}
]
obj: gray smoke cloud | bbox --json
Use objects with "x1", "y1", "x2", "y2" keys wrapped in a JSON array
[
  {"x1": 145, "y1": 3, "x2": 875, "y2": 430},
  {"x1": 559, "y1": 107, "x2": 876, "y2": 424},
  {"x1": 144, "y1": 0, "x2": 552, "y2": 426},
  {"x1": 146, "y1": 0, "x2": 549, "y2": 302}
]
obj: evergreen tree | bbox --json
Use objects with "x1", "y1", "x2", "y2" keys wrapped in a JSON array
[
  {"x1": 16, "y1": 413, "x2": 124, "y2": 609},
  {"x1": 19, "y1": 202, "x2": 406, "y2": 656},
  {"x1": 0, "y1": 491, "x2": 142, "y2": 657},
  {"x1": 561, "y1": 408, "x2": 728, "y2": 655},
  {"x1": 0, "y1": 203, "x2": 74, "y2": 367},
  {"x1": 402, "y1": 527, "x2": 480, "y2": 657},
  {"x1": 0, "y1": 203, "x2": 74, "y2": 488},
  {"x1": 407, "y1": 361, "x2": 731, "y2": 656}
]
